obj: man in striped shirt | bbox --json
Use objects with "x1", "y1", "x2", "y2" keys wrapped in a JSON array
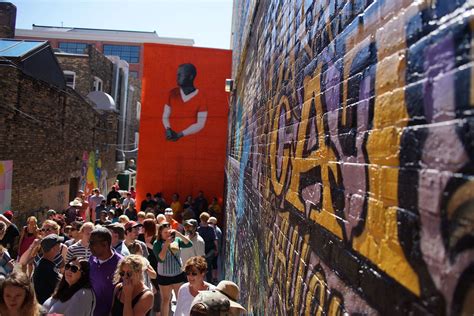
[{"x1": 66, "y1": 222, "x2": 94, "y2": 261}]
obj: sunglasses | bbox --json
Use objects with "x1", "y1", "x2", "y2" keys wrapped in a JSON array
[
  {"x1": 41, "y1": 227, "x2": 54, "y2": 232},
  {"x1": 65, "y1": 263, "x2": 81, "y2": 273},
  {"x1": 186, "y1": 271, "x2": 199, "y2": 276},
  {"x1": 161, "y1": 223, "x2": 170, "y2": 228},
  {"x1": 119, "y1": 271, "x2": 133, "y2": 278}
]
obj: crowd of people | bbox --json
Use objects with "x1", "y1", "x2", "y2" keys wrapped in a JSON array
[{"x1": 0, "y1": 185, "x2": 245, "y2": 316}]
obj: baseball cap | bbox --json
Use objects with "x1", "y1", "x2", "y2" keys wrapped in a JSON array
[
  {"x1": 164, "y1": 208, "x2": 173, "y2": 216},
  {"x1": 3, "y1": 211, "x2": 13, "y2": 220},
  {"x1": 106, "y1": 222, "x2": 125, "y2": 234},
  {"x1": 47, "y1": 209, "x2": 56, "y2": 217},
  {"x1": 41, "y1": 234, "x2": 64, "y2": 252},
  {"x1": 184, "y1": 219, "x2": 198, "y2": 228},
  {"x1": 124, "y1": 221, "x2": 142, "y2": 231}
]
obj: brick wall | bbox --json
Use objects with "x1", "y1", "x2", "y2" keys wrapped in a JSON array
[
  {"x1": 226, "y1": 0, "x2": 474, "y2": 315},
  {"x1": 0, "y1": 65, "x2": 118, "y2": 221},
  {"x1": 56, "y1": 45, "x2": 114, "y2": 98}
]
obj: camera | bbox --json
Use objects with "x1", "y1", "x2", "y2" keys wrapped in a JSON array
[{"x1": 170, "y1": 231, "x2": 176, "y2": 239}]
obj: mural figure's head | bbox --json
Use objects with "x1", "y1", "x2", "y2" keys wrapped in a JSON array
[{"x1": 177, "y1": 63, "x2": 197, "y2": 87}]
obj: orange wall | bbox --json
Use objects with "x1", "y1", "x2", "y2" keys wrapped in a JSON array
[{"x1": 137, "y1": 44, "x2": 231, "y2": 205}]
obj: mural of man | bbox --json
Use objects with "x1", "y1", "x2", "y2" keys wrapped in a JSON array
[{"x1": 162, "y1": 63, "x2": 208, "y2": 141}]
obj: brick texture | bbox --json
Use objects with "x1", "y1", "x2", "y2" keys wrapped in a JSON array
[
  {"x1": 226, "y1": 0, "x2": 474, "y2": 315},
  {"x1": 0, "y1": 65, "x2": 118, "y2": 222}
]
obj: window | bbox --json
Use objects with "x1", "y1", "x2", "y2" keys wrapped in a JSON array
[
  {"x1": 58, "y1": 42, "x2": 88, "y2": 54},
  {"x1": 136, "y1": 102, "x2": 141, "y2": 120},
  {"x1": 63, "y1": 71, "x2": 76, "y2": 89},
  {"x1": 93, "y1": 76, "x2": 103, "y2": 92},
  {"x1": 134, "y1": 132, "x2": 139, "y2": 148},
  {"x1": 129, "y1": 71, "x2": 139, "y2": 79},
  {"x1": 103, "y1": 44, "x2": 140, "y2": 63}
]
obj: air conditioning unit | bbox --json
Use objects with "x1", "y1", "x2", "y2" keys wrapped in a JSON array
[{"x1": 115, "y1": 161, "x2": 125, "y2": 172}]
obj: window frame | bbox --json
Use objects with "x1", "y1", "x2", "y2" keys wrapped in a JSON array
[{"x1": 63, "y1": 70, "x2": 76, "y2": 89}]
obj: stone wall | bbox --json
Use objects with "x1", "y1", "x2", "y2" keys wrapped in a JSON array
[
  {"x1": 0, "y1": 65, "x2": 118, "y2": 220},
  {"x1": 225, "y1": 0, "x2": 474, "y2": 315}
]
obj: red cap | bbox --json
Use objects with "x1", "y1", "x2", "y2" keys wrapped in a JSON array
[
  {"x1": 124, "y1": 221, "x2": 142, "y2": 231},
  {"x1": 3, "y1": 211, "x2": 13, "y2": 220}
]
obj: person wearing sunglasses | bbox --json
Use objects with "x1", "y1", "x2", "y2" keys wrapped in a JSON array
[
  {"x1": 42, "y1": 257, "x2": 96, "y2": 316},
  {"x1": 174, "y1": 256, "x2": 215, "y2": 316},
  {"x1": 19, "y1": 220, "x2": 68, "y2": 272},
  {"x1": 153, "y1": 222, "x2": 192, "y2": 316},
  {"x1": 111, "y1": 255, "x2": 153, "y2": 316}
]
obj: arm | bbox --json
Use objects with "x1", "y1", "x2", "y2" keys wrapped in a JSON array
[
  {"x1": 61, "y1": 243, "x2": 69, "y2": 262},
  {"x1": 19, "y1": 238, "x2": 41, "y2": 266},
  {"x1": 162, "y1": 104, "x2": 171, "y2": 129},
  {"x1": 174, "y1": 231, "x2": 191, "y2": 245},
  {"x1": 146, "y1": 264, "x2": 157, "y2": 279},
  {"x1": 0, "y1": 214, "x2": 11, "y2": 226},
  {"x1": 180, "y1": 111, "x2": 207, "y2": 136}
]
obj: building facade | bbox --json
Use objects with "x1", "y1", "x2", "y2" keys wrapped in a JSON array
[
  {"x1": 16, "y1": 24, "x2": 194, "y2": 79},
  {"x1": 0, "y1": 39, "x2": 118, "y2": 221}
]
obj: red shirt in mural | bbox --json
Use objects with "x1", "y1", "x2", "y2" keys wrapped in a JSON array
[{"x1": 167, "y1": 87, "x2": 207, "y2": 133}]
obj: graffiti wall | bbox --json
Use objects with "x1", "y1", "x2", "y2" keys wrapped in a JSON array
[
  {"x1": 226, "y1": 0, "x2": 474, "y2": 315},
  {"x1": 137, "y1": 44, "x2": 231, "y2": 204},
  {"x1": 0, "y1": 161, "x2": 12, "y2": 212},
  {"x1": 80, "y1": 151, "x2": 108, "y2": 196}
]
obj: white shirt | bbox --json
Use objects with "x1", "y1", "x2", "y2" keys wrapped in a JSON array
[
  {"x1": 180, "y1": 233, "x2": 205, "y2": 264},
  {"x1": 174, "y1": 282, "x2": 215, "y2": 316}
]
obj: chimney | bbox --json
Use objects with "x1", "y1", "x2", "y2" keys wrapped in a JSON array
[{"x1": 0, "y1": 2, "x2": 16, "y2": 38}]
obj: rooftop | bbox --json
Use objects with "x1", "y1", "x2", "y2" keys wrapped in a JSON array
[
  {"x1": 16, "y1": 24, "x2": 195, "y2": 46},
  {"x1": 0, "y1": 39, "x2": 47, "y2": 58}
]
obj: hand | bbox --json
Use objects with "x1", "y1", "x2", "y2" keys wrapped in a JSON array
[
  {"x1": 122, "y1": 279, "x2": 134, "y2": 300},
  {"x1": 165, "y1": 128, "x2": 179, "y2": 141}
]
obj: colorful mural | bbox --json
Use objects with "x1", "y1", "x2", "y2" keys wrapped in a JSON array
[
  {"x1": 226, "y1": 0, "x2": 474, "y2": 315},
  {"x1": 80, "y1": 151, "x2": 107, "y2": 196},
  {"x1": 137, "y1": 44, "x2": 231, "y2": 204},
  {"x1": 0, "y1": 161, "x2": 13, "y2": 212}
]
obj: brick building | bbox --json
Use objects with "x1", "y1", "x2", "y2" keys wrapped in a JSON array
[{"x1": 0, "y1": 37, "x2": 119, "y2": 220}]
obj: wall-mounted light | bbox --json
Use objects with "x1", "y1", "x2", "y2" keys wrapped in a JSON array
[{"x1": 225, "y1": 79, "x2": 234, "y2": 92}]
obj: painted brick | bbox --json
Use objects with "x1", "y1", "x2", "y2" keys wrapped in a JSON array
[{"x1": 226, "y1": 0, "x2": 474, "y2": 315}]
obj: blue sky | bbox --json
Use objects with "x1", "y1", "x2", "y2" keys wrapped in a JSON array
[{"x1": 11, "y1": 0, "x2": 233, "y2": 49}]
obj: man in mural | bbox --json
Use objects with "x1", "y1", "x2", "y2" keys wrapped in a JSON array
[{"x1": 162, "y1": 63, "x2": 208, "y2": 141}]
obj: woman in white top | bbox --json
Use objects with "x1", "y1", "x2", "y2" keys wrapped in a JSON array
[
  {"x1": 42, "y1": 257, "x2": 95, "y2": 316},
  {"x1": 174, "y1": 256, "x2": 215, "y2": 316}
]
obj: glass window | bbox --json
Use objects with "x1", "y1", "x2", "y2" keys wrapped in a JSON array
[
  {"x1": 63, "y1": 71, "x2": 76, "y2": 89},
  {"x1": 103, "y1": 44, "x2": 140, "y2": 64},
  {"x1": 58, "y1": 42, "x2": 88, "y2": 54},
  {"x1": 93, "y1": 76, "x2": 103, "y2": 92}
]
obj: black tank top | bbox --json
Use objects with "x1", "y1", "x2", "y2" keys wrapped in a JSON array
[{"x1": 110, "y1": 285, "x2": 151, "y2": 316}]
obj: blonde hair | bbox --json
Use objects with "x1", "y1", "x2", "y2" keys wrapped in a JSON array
[
  {"x1": 80, "y1": 222, "x2": 94, "y2": 232},
  {"x1": 113, "y1": 255, "x2": 148, "y2": 284},
  {"x1": 199, "y1": 212, "x2": 210, "y2": 222},
  {"x1": 156, "y1": 214, "x2": 166, "y2": 224},
  {"x1": 145, "y1": 212, "x2": 155, "y2": 220},
  {"x1": 42, "y1": 220, "x2": 60, "y2": 234},
  {"x1": 118, "y1": 215, "x2": 130, "y2": 224},
  {"x1": 137, "y1": 211, "x2": 146, "y2": 219}
]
